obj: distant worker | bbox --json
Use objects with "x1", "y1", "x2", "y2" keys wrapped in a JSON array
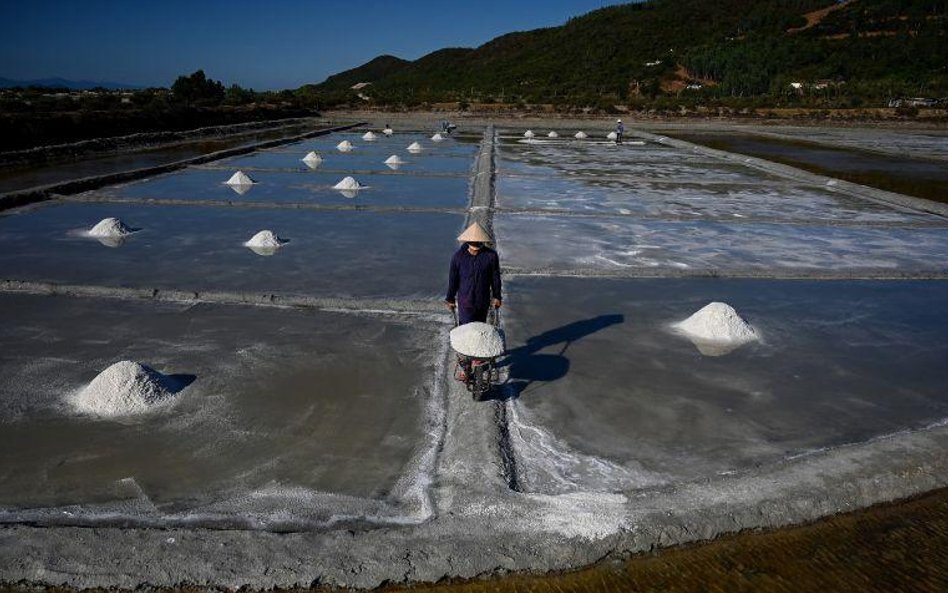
[
  {"x1": 445, "y1": 222, "x2": 502, "y2": 326},
  {"x1": 615, "y1": 118, "x2": 625, "y2": 144}
]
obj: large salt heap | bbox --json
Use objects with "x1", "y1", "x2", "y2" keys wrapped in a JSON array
[
  {"x1": 302, "y1": 151, "x2": 323, "y2": 169},
  {"x1": 450, "y1": 322, "x2": 505, "y2": 358},
  {"x1": 607, "y1": 131, "x2": 618, "y2": 141},
  {"x1": 524, "y1": 130, "x2": 535, "y2": 138},
  {"x1": 337, "y1": 140, "x2": 354, "y2": 152},
  {"x1": 70, "y1": 361, "x2": 187, "y2": 417},
  {"x1": 547, "y1": 131, "x2": 559, "y2": 138},
  {"x1": 673, "y1": 302, "x2": 759, "y2": 356},
  {"x1": 574, "y1": 131, "x2": 588, "y2": 139},
  {"x1": 88, "y1": 217, "x2": 132, "y2": 238},
  {"x1": 430, "y1": 133, "x2": 445, "y2": 142},
  {"x1": 407, "y1": 141, "x2": 424, "y2": 153},
  {"x1": 86, "y1": 217, "x2": 134, "y2": 247},
  {"x1": 362, "y1": 131, "x2": 378, "y2": 141},
  {"x1": 244, "y1": 229, "x2": 286, "y2": 255},
  {"x1": 383, "y1": 127, "x2": 394, "y2": 136}
]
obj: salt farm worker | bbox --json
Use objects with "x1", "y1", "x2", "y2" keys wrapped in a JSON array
[
  {"x1": 445, "y1": 222, "x2": 502, "y2": 325},
  {"x1": 615, "y1": 118, "x2": 625, "y2": 144}
]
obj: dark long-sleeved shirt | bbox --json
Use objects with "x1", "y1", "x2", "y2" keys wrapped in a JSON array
[{"x1": 445, "y1": 244, "x2": 502, "y2": 312}]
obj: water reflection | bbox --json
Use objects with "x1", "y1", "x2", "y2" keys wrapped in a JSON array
[{"x1": 93, "y1": 235, "x2": 129, "y2": 248}]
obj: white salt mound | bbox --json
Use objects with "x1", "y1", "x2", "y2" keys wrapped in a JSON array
[
  {"x1": 337, "y1": 140, "x2": 354, "y2": 152},
  {"x1": 244, "y1": 229, "x2": 285, "y2": 248},
  {"x1": 450, "y1": 322, "x2": 505, "y2": 358},
  {"x1": 575, "y1": 131, "x2": 588, "y2": 139},
  {"x1": 675, "y1": 302, "x2": 758, "y2": 344},
  {"x1": 547, "y1": 131, "x2": 559, "y2": 138},
  {"x1": 384, "y1": 155, "x2": 405, "y2": 165},
  {"x1": 88, "y1": 217, "x2": 132, "y2": 238},
  {"x1": 302, "y1": 151, "x2": 322, "y2": 164},
  {"x1": 71, "y1": 361, "x2": 184, "y2": 417},
  {"x1": 407, "y1": 141, "x2": 424, "y2": 152},
  {"x1": 430, "y1": 133, "x2": 445, "y2": 142},
  {"x1": 225, "y1": 171, "x2": 254, "y2": 186},
  {"x1": 383, "y1": 128, "x2": 394, "y2": 136},
  {"x1": 524, "y1": 130, "x2": 535, "y2": 138},
  {"x1": 333, "y1": 176, "x2": 363, "y2": 190},
  {"x1": 362, "y1": 131, "x2": 377, "y2": 141},
  {"x1": 607, "y1": 131, "x2": 618, "y2": 140}
]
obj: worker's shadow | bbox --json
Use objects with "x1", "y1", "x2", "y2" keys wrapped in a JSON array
[{"x1": 487, "y1": 314, "x2": 624, "y2": 402}]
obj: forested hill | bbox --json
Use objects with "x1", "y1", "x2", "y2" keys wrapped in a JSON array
[{"x1": 312, "y1": 0, "x2": 947, "y2": 108}]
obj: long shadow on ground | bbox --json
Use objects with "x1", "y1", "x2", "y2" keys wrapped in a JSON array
[{"x1": 487, "y1": 314, "x2": 624, "y2": 402}]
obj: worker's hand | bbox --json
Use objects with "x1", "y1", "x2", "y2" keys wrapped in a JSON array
[
  {"x1": 492, "y1": 298, "x2": 502, "y2": 309},
  {"x1": 445, "y1": 300, "x2": 456, "y2": 310}
]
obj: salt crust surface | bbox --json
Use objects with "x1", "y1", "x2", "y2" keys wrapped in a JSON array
[
  {"x1": 450, "y1": 322, "x2": 505, "y2": 358},
  {"x1": 674, "y1": 302, "x2": 758, "y2": 344},
  {"x1": 337, "y1": 140, "x2": 354, "y2": 152},
  {"x1": 244, "y1": 230, "x2": 285, "y2": 248},
  {"x1": 547, "y1": 131, "x2": 559, "y2": 138},
  {"x1": 87, "y1": 217, "x2": 132, "y2": 238},
  {"x1": 362, "y1": 131, "x2": 377, "y2": 141},
  {"x1": 384, "y1": 155, "x2": 405, "y2": 165},
  {"x1": 524, "y1": 130, "x2": 535, "y2": 138},
  {"x1": 407, "y1": 142, "x2": 424, "y2": 152},
  {"x1": 574, "y1": 131, "x2": 588, "y2": 139},
  {"x1": 333, "y1": 176, "x2": 363, "y2": 190},
  {"x1": 225, "y1": 171, "x2": 254, "y2": 186},
  {"x1": 70, "y1": 361, "x2": 183, "y2": 417}
]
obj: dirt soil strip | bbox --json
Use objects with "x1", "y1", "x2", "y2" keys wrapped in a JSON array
[
  {"x1": 0, "y1": 279, "x2": 446, "y2": 316},
  {"x1": 0, "y1": 122, "x2": 364, "y2": 212}
]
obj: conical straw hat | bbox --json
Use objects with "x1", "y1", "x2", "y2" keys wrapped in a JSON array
[{"x1": 457, "y1": 222, "x2": 492, "y2": 243}]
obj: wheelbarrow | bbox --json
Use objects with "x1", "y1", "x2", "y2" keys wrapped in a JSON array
[{"x1": 450, "y1": 306, "x2": 503, "y2": 401}]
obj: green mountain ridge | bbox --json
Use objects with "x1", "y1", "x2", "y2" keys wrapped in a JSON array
[{"x1": 313, "y1": 0, "x2": 947, "y2": 108}]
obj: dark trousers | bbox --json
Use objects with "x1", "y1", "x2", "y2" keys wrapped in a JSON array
[{"x1": 458, "y1": 306, "x2": 489, "y2": 325}]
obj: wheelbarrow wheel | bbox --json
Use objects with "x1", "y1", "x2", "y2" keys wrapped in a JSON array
[{"x1": 471, "y1": 364, "x2": 489, "y2": 401}]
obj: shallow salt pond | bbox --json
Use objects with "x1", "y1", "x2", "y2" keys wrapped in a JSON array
[
  {"x1": 497, "y1": 174, "x2": 938, "y2": 224},
  {"x1": 497, "y1": 213, "x2": 948, "y2": 273},
  {"x1": 92, "y1": 167, "x2": 470, "y2": 209},
  {"x1": 0, "y1": 202, "x2": 462, "y2": 298},
  {"x1": 501, "y1": 277, "x2": 948, "y2": 493},
  {"x1": 0, "y1": 294, "x2": 441, "y2": 522}
]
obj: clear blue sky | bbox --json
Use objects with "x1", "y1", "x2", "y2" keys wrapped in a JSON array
[{"x1": 0, "y1": 0, "x2": 630, "y2": 90}]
